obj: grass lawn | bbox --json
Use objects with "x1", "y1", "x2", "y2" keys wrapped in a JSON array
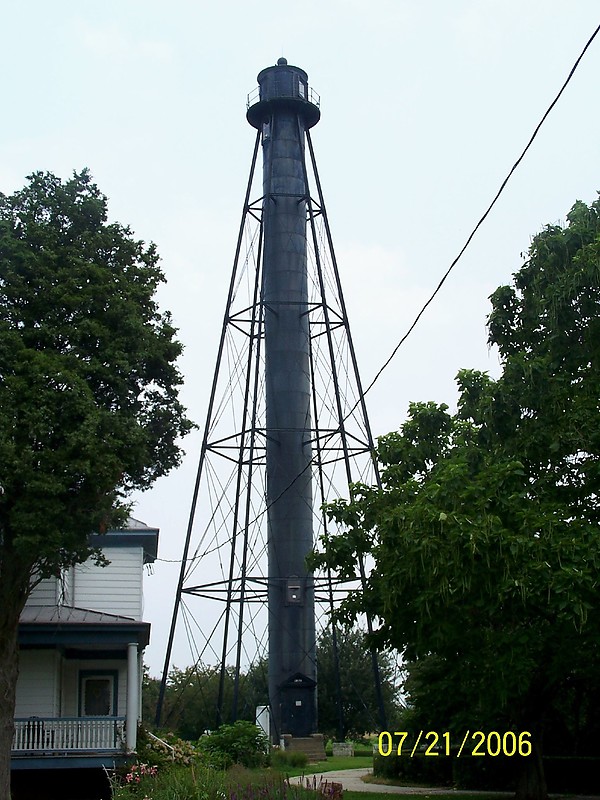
[{"x1": 284, "y1": 755, "x2": 373, "y2": 777}]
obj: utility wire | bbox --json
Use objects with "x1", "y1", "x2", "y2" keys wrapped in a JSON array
[
  {"x1": 220, "y1": 20, "x2": 600, "y2": 547},
  {"x1": 360, "y1": 21, "x2": 600, "y2": 402},
  {"x1": 155, "y1": 21, "x2": 600, "y2": 573},
  {"x1": 156, "y1": 25, "x2": 600, "y2": 724}
]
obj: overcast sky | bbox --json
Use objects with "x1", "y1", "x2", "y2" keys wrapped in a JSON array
[{"x1": 3, "y1": 1, "x2": 599, "y2": 676}]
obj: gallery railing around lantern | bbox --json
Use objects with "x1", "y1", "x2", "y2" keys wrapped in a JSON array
[{"x1": 246, "y1": 82, "x2": 320, "y2": 110}]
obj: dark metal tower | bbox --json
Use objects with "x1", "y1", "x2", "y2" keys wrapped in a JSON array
[
  {"x1": 157, "y1": 58, "x2": 385, "y2": 742},
  {"x1": 246, "y1": 59, "x2": 320, "y2": 738}
]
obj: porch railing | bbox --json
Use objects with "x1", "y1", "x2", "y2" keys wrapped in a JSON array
[{"x1": 13, "y1": 716, "x2": 126, "y2": 753}]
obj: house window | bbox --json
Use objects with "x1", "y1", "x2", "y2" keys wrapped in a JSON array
[{"x1": 79, "y1": 671, "x2": 118, "y2": 716}]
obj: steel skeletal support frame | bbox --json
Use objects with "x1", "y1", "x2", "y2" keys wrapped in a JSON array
[{"x1": 156, "y1": 66, "x2": 388, "y2": 739}]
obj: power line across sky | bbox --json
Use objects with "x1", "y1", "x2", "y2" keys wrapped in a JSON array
[
  {"x1": 150, "y1": 20, "x2": 600, "y2": 572},
  {"x1": 3, "y1": 2, "x2": 596, "y2": 673}
]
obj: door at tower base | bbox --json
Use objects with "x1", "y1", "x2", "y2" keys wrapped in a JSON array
[{"x1": 279, "y1": 672, "x2": 317, "y2": 737}]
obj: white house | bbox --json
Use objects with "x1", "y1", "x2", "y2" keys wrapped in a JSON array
[{"x1": 11, "y1": 517, "x2": 158, "y2": 771}]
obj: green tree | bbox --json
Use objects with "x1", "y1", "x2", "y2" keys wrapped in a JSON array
[
  {"x1": 237, "y1": 657, "x2": 269, "y2": 722},
  {"x1": 311, "y1": 198, "x2": 600, "y2": 800},
  {"x1": 0, "y1": 170, "x2": 193, "y2": 795},
  {"x1": 159, "y1": 665, "x2": 231, "y2": 739},
  {"x1": 317, "y1": 625, "x2": 400, "y2": 740},
  {"x1": 146, "y1": 660, "x2": 269, "y2": 740}
]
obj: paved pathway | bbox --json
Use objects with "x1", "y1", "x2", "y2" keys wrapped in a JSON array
[
  {"x1": 289, "y1": 768, "x2": 600, "y2": 799},
  {"x1": 289, "y1": 767, "x2": 509, "y2": 795}
]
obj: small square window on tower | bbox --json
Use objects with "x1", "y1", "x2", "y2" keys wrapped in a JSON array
[{"x1": 286, "y1": 578, "x2": 303, "y2": 605}]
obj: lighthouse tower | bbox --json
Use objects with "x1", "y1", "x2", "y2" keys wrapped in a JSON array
[
  {"x1": 157, "y1": 59, "x2": 386, "y2": 746},
  {"x1": 247, "y1": 58, "x2": 321, "y2": 738}
]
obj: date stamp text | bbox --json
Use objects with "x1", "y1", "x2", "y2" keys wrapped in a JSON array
[{"x1": 377, "y1": 731, "x2": 532, "y2": 757}]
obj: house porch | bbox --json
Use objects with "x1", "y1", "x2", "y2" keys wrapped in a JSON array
[{"x1": 13, "y1": 606, "x2": 149, "y2": 769}]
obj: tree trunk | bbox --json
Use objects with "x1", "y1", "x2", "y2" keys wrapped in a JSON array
[
  {"x1": 515, "y1": 736, "x2": 547, "y2": 800},
  {"x1": 0, "y1": 551, "x2": 30, "y2": 800},
  {"x1": 0, "y1": 605, "x2": 21, "y2": 800}
]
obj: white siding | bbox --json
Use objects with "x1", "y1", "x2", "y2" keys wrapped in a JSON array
[
  {"x1": 27, "y1": 577, "x2": 59, "y2": 606},
  {"x1": 60, "y1": 567, "x2": 75, "y2": 606},
  {"x1": 73, "y1": 547, "x2": 143, "y2": 619},
  {"x1": 61, "y1": 659, "x2": 127, "y2": 717},
  {"x1": 15, "y1": 651, "x2": 60, "y2": 717}
]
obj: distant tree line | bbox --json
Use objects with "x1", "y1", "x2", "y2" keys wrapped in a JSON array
[{"x1": 144, "y1": 626, "x2": 402, "y2": 741}]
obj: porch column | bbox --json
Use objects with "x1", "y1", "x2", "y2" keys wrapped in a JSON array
[
  {"x1": 138, "y1": 648, "x2": 144, "y2": 722},
  {"x1": 126, "y1": 642, "x2": 139, "y2": 751}
]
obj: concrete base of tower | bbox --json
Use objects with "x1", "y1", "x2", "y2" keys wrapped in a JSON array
[{"x1": 280, "y1": 733, "x2": 326, "y2": 763}]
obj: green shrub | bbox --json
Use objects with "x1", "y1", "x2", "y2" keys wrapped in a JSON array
[
  {"x1": 543, "y1": 756, "x2": 600, "y2": 794},
  {"x1": 225, "y1": 769, "x2": 318, "y2": 800},
  {"x1": 451, "y1": 754, "x2": 517, "y2": 790},
  {"x1": 454, "y1": 755, "x2": 600, "y2": 793},
  {"x1": 137, "y1": 726, "x2": 201, "y2": 768},
  {"x1": 110, "y1": 761, "x2": 324, "y2": 800},
  {"x1": 110, "y1": 763, "x2": 246, "y2": 800},
  {"x1": 271, "y1": 749, "x2": 309, "y2": 769},
  {"x1": 287, "y1": 751, "x2": 309, "y2": 768},
  {"x1": 197, "y1": 720, "x2": 270, "y2": 769},
  {"x1": 373, "y1": 752, "x2": 452, "y2": 785}
]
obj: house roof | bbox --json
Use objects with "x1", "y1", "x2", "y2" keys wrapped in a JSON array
[
  {"x1": 20, "y1": 605, "x2": 136, "y2": 625},
  {"x1": 18, "y1": 605, "x2": 151, "y2": 648},
  {"x1": 88, "y1": 516, "x2": 159, "y2": 563}
]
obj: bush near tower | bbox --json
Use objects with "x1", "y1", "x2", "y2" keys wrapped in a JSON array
[
  {"x1": 310, "y1": 197, "x2": 600, "y2": 800},
  {"x1": 0, "y1": 170, "x2": 193, "y2": 798}
]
